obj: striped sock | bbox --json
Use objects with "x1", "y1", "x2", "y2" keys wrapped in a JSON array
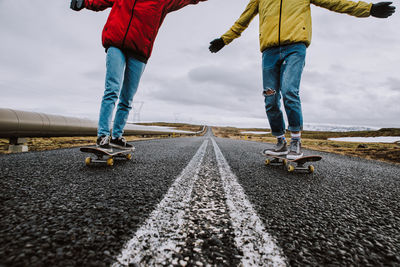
[
  {"x1": 277, "y1": 135, "x2": 286, "y2": 142},
  {"x1": 291, "y1": 133, "x2": 301, "y2": 141}
]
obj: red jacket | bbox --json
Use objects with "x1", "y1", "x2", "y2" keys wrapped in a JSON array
[{"x1": 84, "y1": 0, "x2": 206, "y2": 63}]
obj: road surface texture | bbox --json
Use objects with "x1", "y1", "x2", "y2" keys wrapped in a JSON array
[{"x1": 1, "y1": 131, "x2": 399, "y2": 266}]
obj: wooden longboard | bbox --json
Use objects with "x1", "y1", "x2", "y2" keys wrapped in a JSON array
[
  {"x1": 80, "y1": 146, "x2": 133, "y2": 166},
  {"x1": 263, "y1": 154, "x2": 322, "y2": 173}
]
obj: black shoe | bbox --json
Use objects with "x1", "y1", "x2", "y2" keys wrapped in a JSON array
[
  {"x1": 263, "y1": 138, "x2": 288, "y2": 156},
  {"x1": 110, "y1": 137, "x2": 134, "y2": 150},
  {"x1": 287, "y1": 139, "x2": 303, "y2": 160},
  {"x1": 96, "y1": 135, "x2": 112, "y2": 152}
]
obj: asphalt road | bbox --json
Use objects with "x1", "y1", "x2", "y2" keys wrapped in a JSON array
[
  {"x1": 215, "y1": 137, "x2": 400, "y2": 266},
  {"x1": 0, "y1": 132, "x2": 399, "y2": 266}
]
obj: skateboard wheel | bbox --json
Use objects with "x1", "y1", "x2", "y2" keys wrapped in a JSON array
[
  {"x1": 107, "y1": 158, "x2": 114, "y2": 166},
  {"x1": 126, "y1": 154, "x2": 132, "y2": 160},
  {"x1": 308, "y1": 165, "x2": 315, "y2": 173},
  {"x1": 288, "y1": 164, "x2": 295, "y2": 172},
  {"x1": 265, "y1": 159, "x2": 271, "y2": 165},
  {"x1": 283, "y1": 159, "x2": 288, "y2": 165},
  {"x1": 85, "y1": 157, "x2": 92, "y2": 166}
]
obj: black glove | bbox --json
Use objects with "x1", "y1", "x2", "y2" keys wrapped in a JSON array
[
  {"x1": 370, "y1": 2, "x2": 395, "y2": 18},
  {"x1": 209, "y1": 38, "x2": 225, "y2": 53},
  {"x1": 70, "y1": 0, "x2": 85, "y2": 11}
]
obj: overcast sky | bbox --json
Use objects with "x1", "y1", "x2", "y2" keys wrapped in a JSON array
[{"x1": 0, "y1": 0, "x2": 399, "y2": 129}]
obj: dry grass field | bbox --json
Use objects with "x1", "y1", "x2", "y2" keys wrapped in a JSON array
[
  {"x1": 0, "y1": 123, "x2": 204, "y2": 154},
  {"x1": 136, "y1": 122, "x2": 204, "y2": 133},
  {"x1": 212, "y1": 127, "x2": 400, "y2": 165},
  {"x1": 2, "y1": 123, "x2": 399, "y2": 165}
]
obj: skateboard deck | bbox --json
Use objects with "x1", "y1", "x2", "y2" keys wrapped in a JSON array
[
  {"x1": 80, "y1": 146, "x2": 134, "y2": 166},
  {"x1": 263, "y1": 153, "x2": 322, "y2": 173}
]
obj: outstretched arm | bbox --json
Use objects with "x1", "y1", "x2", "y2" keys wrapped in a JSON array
[
  {"x1": 167, "y1": 0, "x2": 207, "y2": 13},
  {"x1": 209, "y1": 0, "x2": 259, "y2": 53},
  {"x1": 311, "y1": 0, "x2": 372, "y2": 17},
  {"x1": 70, "y1": 0, "x2": 114, "y2": 12}
]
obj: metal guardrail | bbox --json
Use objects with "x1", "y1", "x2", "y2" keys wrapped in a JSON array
[
  {"x1": 0, "y1": 108, "x2": 205, "y2": 138},
  {"x1": 0, "y1": 108, "x2": 206, "y2": 152},
  {"x1": 198, "y1": 125, "x2": 207, "y2": 135},
  {"x1": 0, "y1": 108, "x2": 97, "y2": 138}
]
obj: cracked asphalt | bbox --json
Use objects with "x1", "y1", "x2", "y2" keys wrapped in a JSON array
[{"x1": 1, "y1": 134, "x2": 399, "y2": 266}]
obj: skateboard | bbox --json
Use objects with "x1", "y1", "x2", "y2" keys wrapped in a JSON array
[
  {"x1": 263, "y1": 154, "x2": 322, "y2": 173},
  {"x1": 80, "y1": 147, "x2": 134, "y2": 166}
]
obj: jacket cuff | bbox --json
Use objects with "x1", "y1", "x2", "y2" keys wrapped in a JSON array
[{"x1": 367, "y1": 2, "x2": 373, "y2": 16}]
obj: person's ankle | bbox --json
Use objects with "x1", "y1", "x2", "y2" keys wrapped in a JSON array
[
  {"x1": 291, "y1": 132, "x2": 301, "y2": 141},
  {"x1": 277, "y1": 135, "x2": 286, "y2": 142}
]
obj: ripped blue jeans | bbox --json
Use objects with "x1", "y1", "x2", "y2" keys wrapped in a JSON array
[{"x1": 262, "y1": 43, "x2": 306, "y2": 137}]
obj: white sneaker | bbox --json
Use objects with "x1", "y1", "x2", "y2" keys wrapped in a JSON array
[
  {"x1": 287, "y1": 139, "x2": 303, "y2": 160},
  {"x1": 262, "y1": 138, "x2": 288, "y2": 156}
]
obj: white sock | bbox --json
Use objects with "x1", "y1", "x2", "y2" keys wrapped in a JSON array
[{"x1": 291, "y1": 133, "x2": 301, "y2": 140}]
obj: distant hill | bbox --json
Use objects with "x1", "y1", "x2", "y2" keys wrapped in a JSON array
[{"x1": 303, "y1": 123, "x2": 380, "y2": 132}]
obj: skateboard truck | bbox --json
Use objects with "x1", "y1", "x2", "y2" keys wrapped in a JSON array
[
  {"x1": 264, "y1": 155, "x2": 321, "y2": 173},
  {"x1": 84, "y1": 153, "x2": 132, "y2": 166},
  {"x1": 80, "y1": 147, "x2": 133, "y2": 166},
  {"x1": 265, "y1": 157, "x2": 288, "y2": 166},
  {"x1": 287, "y1": 161, "x2": 315, "y2": 173}
]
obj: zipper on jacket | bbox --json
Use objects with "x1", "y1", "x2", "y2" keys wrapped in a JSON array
[
  {"x1": 278, "y1": 0, "x2": 283, "y2": 46},
  {"x1": 122, "y1": 0, "x2": 138, "y2": 49}
]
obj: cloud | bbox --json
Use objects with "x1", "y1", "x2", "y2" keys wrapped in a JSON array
[
  {"x1": 188, "y1": 65, "x2": 260, "y2": 91},
  {"x1": 386, "y1": 77, "x2": 400, "y2": 92},
  {"x1": 141, "y1": 72, "x2": 260, "y2": 112},
  {"x1": 0, "y1": 0, "x2": 399, "y2": 129}
]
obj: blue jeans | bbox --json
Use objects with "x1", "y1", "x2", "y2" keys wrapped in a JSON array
[
  {"x1": 262, "y1": 43, "x2": 306, "y2": 136},
  {"x1": 98, "y1": 47, "x2": 146, "y2": 138}
]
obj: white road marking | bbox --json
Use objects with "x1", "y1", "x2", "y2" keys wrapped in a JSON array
[
  {"x1": 112, "y1": 140, "x2": 208, "y2": 266},
  {"x1": 112, "y1": 138, "x2": 286, "y2": 266},
  {"x1": 211, "y1": 138, "x2": 287, "y2": 266}
]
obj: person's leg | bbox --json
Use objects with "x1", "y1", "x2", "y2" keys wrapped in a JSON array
[
  {"x1": 280, "y1": 43, "x2": 307, "y2": 158},
  {"x1": 262, "y1": 47, "x2": 288, "y2": 155},
  {"x1": 280, "y1": 43, "x2": 306, "y2": 133},
  {"x1": 111, "y1": 56, "x2": 146, "y2": 142},
  {"x1": 262, "y1": 47, "x2": 285, "y2": 137},
  {"x1": 98, "y1": 47, "x2": 126, "y2": 138}
]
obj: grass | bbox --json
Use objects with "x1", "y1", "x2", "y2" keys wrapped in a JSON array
[
  {"x1": 212, "y1": 127, "x2": 400, "y2": 165},
  {"x1": 2, "y1": 124, "x2": 399, "y2": 165},
  {"x1": 0, "y1": 136, "x2": 155, "y2": 154},
  {"x1": 135, "y1": 122, "x2": 204, "y2": 132},
  {"x1": 0, "y1": 123, "x2": 205, "y2": 154}
]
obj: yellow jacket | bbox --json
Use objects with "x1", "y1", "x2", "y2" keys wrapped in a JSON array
[{"x1": 221, "y1": 0, "x2": 372, "y2": 51}]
